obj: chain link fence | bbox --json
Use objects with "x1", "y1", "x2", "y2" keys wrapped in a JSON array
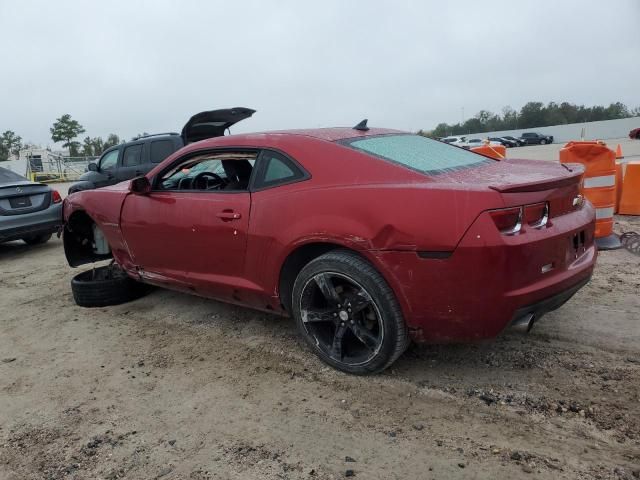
[{"x1": 27, "y1": 154, "x2": 97, "y2": 182}]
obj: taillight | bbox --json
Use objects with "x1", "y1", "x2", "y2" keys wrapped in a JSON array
[
  {"x1": 524, "y1": 202, "x2": 548, "y2": 228},
  {"x1": 490, "y1": 202, "x2": 549, "y2": 235},
  {"x1": 52, "y1": 190, "x2": 62, "y2": 203},
  {"x1": 490, "y1": 206, "x2": 522, "y2": 235}
]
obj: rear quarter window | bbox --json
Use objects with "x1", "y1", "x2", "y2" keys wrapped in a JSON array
[{"x1": 343, "y1": 134, "x2": 491, "y2": 175}]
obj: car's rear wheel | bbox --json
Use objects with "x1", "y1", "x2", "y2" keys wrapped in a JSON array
[
  {"x1": 291, "y1": 250, "x2": 409, "y2": 374},
  {"x1": 71, "y1": 264, "x2": 152, "y2": 308},
  {"x1": 22, "y1": 233, "x2": 52, "y2": 245}
]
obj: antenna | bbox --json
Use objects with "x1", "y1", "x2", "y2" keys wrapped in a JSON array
[{"x1": 353, "y1": 119, "x2": 369, "y2": 131}]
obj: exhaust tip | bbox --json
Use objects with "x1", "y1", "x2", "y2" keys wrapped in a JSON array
[{"x1": 511, "y1": 313, "x2": 535, "y2": 334}]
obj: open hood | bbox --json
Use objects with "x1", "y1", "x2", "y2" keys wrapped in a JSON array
[{"x1": 181, "y1": 107, "x2": 256, "y2": 144}]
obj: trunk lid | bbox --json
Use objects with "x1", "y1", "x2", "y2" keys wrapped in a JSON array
[
  {"x1": 0, "y1": 180, "x2": 52, "y2": 216},
  {"x1": 433, "y1": 158, "x2": 583, "y2": 192},
  {"x1": 181, "y1": 107, "x2": 256, "y2": 144},
  {"x1": 433, "y1": 158, "x2": 585, "y2": 218}
]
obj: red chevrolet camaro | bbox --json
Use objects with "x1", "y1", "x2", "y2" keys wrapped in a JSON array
[{"x1": 64, "y1": 112, "x2": 597, "y2": 374}]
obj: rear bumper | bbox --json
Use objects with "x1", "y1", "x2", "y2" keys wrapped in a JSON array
[
  {"x1": 369, "y1": 203, "x2": 596, "y2": 343},
  {"x1": 0, "y1": 204, "x2": 62, "y2": 243},
  {"x1": 508, "y1": 275, "x2": 590, "y2": 333}
]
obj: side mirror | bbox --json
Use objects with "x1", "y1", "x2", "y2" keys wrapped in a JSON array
[
  {"x1": 130, "y1": 176, "x2": 151, "y2": 195},
  {"x1": 87, "y1": 162, "x2": 98, "y2": 172}
]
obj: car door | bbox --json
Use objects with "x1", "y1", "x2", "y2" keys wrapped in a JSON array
[
  {"x1": 94, "y1": 148, "x2": 120, "y2": 187},
  {"x1": 116, "y1": 142, "x2": 146, "y2": 182},
  {"x1": 119, "y1": 150, "x2": 254, "y2": 299}
]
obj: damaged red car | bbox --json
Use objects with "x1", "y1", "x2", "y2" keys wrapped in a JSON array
[{"x1": 64, "y1": 112, "x2": 597, "y2": 374}]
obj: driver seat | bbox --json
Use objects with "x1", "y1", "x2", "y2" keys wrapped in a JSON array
[{"x1": 222, "y1": 160, "x2": 252, "y2": 190}]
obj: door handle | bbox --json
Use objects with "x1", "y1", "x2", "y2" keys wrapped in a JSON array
[{"x1": 216, "y1": 211, "x2": 242, "y2": 220}]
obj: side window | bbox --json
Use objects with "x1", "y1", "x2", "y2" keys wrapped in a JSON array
[
  {"x1": 255, "y1": 151, "x2": 306, "y2": 189},
  {"x1": 158, "y1": 151, "x2": 257, "y2": 191},
  {"x1": 123, "y1": 144, "x2": 143, "y2": 167},
  {"x1": 150, "y1": 140, "x2": 174, "y2": 163},
  {"x1": 99, "y1": 150, "x2": 119, "y2": 171}
]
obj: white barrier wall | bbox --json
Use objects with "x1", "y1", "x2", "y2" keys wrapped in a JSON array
[
  {"x1": 1, "y1": 158, "x2": 28, "y2": 176},
  {"x1": 466, "y1": 117, "x2": 639, "y2": 144}
]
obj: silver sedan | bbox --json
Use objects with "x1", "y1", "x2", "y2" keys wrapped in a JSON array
[{"x1": 0, "y1": 167, "x2": 63, "y2": 245}]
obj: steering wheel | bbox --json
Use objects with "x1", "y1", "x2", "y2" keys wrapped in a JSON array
[{"x1": 192, "y1": 172, "x2": 225, "y2": 190}]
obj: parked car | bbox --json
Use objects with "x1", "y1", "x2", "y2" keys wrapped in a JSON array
[
  {"x1": 488, "y1": 137, "x2": 518, "y2": 148},
  {"x1": 68, "y1": 107, "x2": 256, "y2": 194},
  {"x1": 0, "y1": 166, "x2": 63, "y2": 245},
  {"x1": 63, "y1": 121, "x2": 596, "y2": 374},
  {"x1": 466, "y1": 138, "x2": 503, "y2": 149},
  {"x1": 518, "y1": 132, "x2": 554, "y2": 145},
  {"x1": 440, "y1": 136, "x2": 467, "y2": 147},
  {"x1": 501, "y1": 135, "x2": 526, "y2": 147},
  {"x1": 629, "y1": 127, "x2": 640, "y2": 140}
]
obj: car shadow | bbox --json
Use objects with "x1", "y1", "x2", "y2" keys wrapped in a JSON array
[{"x1": 0, "y1": 237, "x2": 61, "y2": 260}]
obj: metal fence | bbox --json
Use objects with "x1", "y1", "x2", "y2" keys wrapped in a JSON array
[{"x1": 27, "y1": 155, "x2": 97, "y2": 183}]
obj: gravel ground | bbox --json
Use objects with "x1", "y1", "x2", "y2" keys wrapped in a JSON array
[{"x1": 0, "y1": 212, "x2": 639, "y2": 479}]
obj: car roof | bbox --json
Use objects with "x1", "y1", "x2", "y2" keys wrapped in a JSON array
[
  {"x1": 175, "y1": 127, "x2": 406, "y2": 153},
  {"x1": 253, "y1": 127, "x2": 404, "y2": 142}
]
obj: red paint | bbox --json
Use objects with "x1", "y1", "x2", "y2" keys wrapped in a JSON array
[{"x1": 64, "y1": 128, "x2": 597, "y2": 342}]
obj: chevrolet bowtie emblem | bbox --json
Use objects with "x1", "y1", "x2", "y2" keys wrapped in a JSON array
[
  {"x1": 572, "y1": 194, "x2": 584, "y2": 207},
  {"x1": 16, "y1": 187, "x2": 22, "y2": 193}
]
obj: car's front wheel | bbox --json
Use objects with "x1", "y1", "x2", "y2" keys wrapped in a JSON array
[
  {"x1": 540, "y1": 139, "x2": 547, "y2": 145},
  {"x1": 22, "y1": 233, "x2": 52, "y2": 245},
  {"x1": 291, "y1": 250, "x2": 410, "y2": 374}
]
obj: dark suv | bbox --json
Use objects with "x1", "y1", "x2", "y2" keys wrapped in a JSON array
[
  {"x1": 518, "y1": 132, "x2": 554, "y2": 145},
  {"x1": 68, "y1": 107, "x2": 255, "y2": 194}
]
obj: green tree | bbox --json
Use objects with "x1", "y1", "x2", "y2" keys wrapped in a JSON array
[
  {"x1": 91, "y1": 137, "x2": 104, "y2": 155},
  {"x1": 0, "y1": 130, "x2": 23, "y2": 161},
  {"x1": 50, "y1": 114, "x2": 85, "y2": 156},
  {"x1": 81, "y1": 136, "x2": 94, "y2": 156},
  {"x1": 103, "y1": 134, "x2": 121, "y2": 151},
  {"x1": 420, "y1": 101, "x2": 636, "y2": 138},
  {"x1": 518, "y1": 102, "x2": 545, "y2": 128}
]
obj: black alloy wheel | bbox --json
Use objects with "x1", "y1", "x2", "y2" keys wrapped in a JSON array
[{"x1": 292, "y1": 250, "x2": 409, "y2": 374}]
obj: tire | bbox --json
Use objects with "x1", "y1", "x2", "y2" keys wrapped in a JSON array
[
  {"x1": 22, "y1": 233, "x2": 52, "y2": 245},
  {"x1": 291, "y1": 250, "x2": 410, "y2": 375},
  {"x1": 71, "y1": 264, "x2": 152, "y2": 308},
  {"x1": 540, "y1": 139, "x2": 547, "y2": 145}
]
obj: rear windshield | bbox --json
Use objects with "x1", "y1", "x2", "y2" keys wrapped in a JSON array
[
  {"x1": 343, "y1": 134, "x2": 491, "y2": 175},
  {"x1": 0, "y1": 167, "x2": 26, "y2": 183}
]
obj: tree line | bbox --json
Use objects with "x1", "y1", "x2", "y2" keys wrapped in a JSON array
[
  {"x1": 420, "y1": 101, "x2": 639, "y2": 139},
  {"x1": 0, "y1": 114, "x2": 123, "y2": 161}
]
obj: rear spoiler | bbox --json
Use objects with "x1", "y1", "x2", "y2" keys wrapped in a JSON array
[{"x1": 489, "y1": 164, "x2": 584, "y2": 193}]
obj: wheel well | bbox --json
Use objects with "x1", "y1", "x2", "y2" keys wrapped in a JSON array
[
  {"x1": 64, "y1": 210, "x2": 112, "y2": 267},
  {"x1": 278, "y1": 242, "x2": 352, "y2": 313}
]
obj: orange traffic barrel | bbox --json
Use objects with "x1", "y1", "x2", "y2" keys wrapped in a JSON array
[
  {"x1": 618, "y1": 161, "x2": 640, "y2": 215},
  {"x1": 559, "y1": 141, "x2": 621, "y2": 250},
  {"x1": 471, "y1": 143, "x2": 506, "y2": 160}
]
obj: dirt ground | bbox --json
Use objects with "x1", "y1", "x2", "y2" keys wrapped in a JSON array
[
  {"x1": 1, "y1": 213, "x2": 639, "y2": 480},
  {"x1": 3, "y1": 140, "x2": 640, "y2": 479}
]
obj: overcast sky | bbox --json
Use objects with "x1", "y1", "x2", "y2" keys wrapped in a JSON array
[{"x1": 1, "y1": 0, "x2": 638, "y2": 147}]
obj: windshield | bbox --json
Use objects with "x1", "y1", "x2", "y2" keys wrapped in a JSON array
[
  {"x1": 0, "y1": 167, "x2": 27, "y2": 184},
  {"x1": 344, "y1": 134, "x2": 491, "y2": 175}
]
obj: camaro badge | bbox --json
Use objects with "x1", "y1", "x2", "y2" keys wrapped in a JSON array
[{"x1": 572, "y1": 194, "x2": 584, "y2": 207}]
